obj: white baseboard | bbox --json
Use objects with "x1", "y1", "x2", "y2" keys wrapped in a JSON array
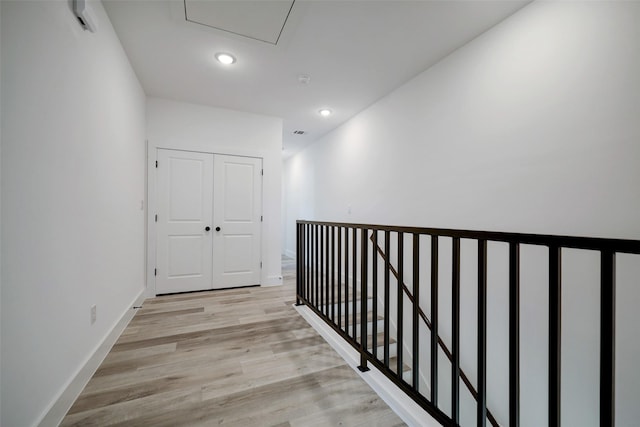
[
  {"x1": 294, "y1": 304, "x2": 442, "y2": 427},
  {"x1": 36, "y1": 289, "x2": 146, "y2": 427},
  {"x1": 284, "y1": 249, "x2": 296, "y2": 259}
]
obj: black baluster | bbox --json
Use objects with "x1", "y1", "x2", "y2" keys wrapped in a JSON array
[
  {"x1": 549, "y1": 245, "x2": 561, "y2": 427},
  {"x1": 331, "y1": 226, "x2": 335, "y2": 323},
  {"x1": 320, "y1": 225, "x2": 325, "y2": 316},
  {"x1": 452, "y1": 237, "x2": 460, "y2": 424},
  {"x1": 345, "y1": 227, "x2": 349, "y2": 335},
  {"x1": 431, "y1": 236, "x2": 439, "y2": 405},
  {"x1": 477, "y1": 240, "x2": 487, "y2": 427},
  {"x1": 338, "y1": 227, "x2": 342, "y2": 330},
  {"x1": 359, "y1": 228, "x2": 369, "y2": 372},
  {"x1": 413, "y1": 234, "x2": 420, "y2": 390},
  {"x1": 397, "y1": 232, "x2": 404, "y2": 379},
  {"x1": 372, "y1": 230, "x2": 378, "y2": 358},
  {"x1": 384, "y1": 230, "x2": 391, "y2": 367},
  {"x1": 353, "y1": 227, "x2": 358, "y2": 338},
  {"x1": 600, "y1": 250, "x2": 616, "y2": 427},
  {"x1": 509, "y1": 242, "x2": 520, "y2": 427}
]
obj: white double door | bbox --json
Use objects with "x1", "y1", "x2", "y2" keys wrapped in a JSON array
[{"x1": 156, "y1": 149, "x2": 262, "y2": 294}]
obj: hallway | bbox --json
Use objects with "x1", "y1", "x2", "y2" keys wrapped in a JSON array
[{"x1": 61, "y1": 259, "x2": 404, "y2": 426}]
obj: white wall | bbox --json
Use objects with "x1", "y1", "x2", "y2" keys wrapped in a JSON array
[
  {"x1": 0, "y1": 1, "x2": 146, "y2": 426},
  {"x1": 284, "y1": 1, "x2": 640, "y2": 426},
  {"x1": 146, "y1": 97, "x2": 283, "y2": 289}
]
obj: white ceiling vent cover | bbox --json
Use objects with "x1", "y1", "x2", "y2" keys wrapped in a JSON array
[{"x1": 184, "y1": 0, "x2": 295, "y2": 45}]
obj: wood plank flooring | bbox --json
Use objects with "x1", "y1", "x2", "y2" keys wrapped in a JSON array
[{"x1": 61, "y1": 259, "x2": 405, "y2": 426}]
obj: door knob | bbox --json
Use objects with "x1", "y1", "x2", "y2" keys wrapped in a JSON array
[
  {"x1": 205, "y1": 226, "x2": 211, "y2": 231},
  {"x1": 215, "y1": 227, "x2": 221, "y2": 232}
]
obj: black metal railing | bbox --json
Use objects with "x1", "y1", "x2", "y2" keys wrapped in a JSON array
[{"x1": 295, "y1": 220, "x2": 640, "y2": 427}]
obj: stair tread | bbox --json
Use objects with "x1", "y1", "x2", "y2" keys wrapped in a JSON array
[{"x1": 388, "y1": 356, "x2": 412, "y2": 372}]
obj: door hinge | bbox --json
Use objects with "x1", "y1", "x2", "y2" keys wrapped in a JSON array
[
  {"x1": 154, "y1": 268, "x2": 157, "y2": 276},
  {"x1": 155, "y1": 160, "x2": 158, "y2": 168},
  {"x1": 260, "y1": 262, "x2": 262, "y2": 269},
  {"x1": 155, "y1": 214, "x2": 158, "y2": 222},
  {"x1": 261, "y1": 215, "x2": 263, "y2": 222},
  {"x1": 261, "y1": 169, "x2": 264, "y2": 176}
]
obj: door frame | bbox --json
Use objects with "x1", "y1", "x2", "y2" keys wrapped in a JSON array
[{"x1": 146, "y1": 144, "x2": 266, "y2": 297}]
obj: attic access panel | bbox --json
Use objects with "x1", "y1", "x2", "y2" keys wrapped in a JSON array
[{"x1": 184, "y1": 0, "x2": 295, "y2": 45}]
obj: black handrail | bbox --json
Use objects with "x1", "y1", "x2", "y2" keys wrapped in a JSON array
[
  {"x1": 298, "y1": 220, "x2": 640, "y2": 253},
  {"x1": 296, "y1": 220, "x2": 640, "y2": 427}
]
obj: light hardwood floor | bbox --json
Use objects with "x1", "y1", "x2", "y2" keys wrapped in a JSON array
[{"x1": 61, "y1": 259, "x2": 405, "y2": 426}]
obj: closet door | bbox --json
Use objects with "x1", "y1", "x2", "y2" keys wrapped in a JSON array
[
  {"x1": 212, "y1": 154, "x2": 262, "y2": 289},
  {"x1": 156, "y1": 149, "x2": 214, "y2": 294}
]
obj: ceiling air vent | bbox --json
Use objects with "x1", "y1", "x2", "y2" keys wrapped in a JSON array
[{"x1": 293, "y1": 130, "x2": 305, "y2": 135}]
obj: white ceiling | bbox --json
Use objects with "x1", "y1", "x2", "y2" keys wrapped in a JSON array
[{"x1": 103, "y1": 0, "x2": 530, "y2": 158}]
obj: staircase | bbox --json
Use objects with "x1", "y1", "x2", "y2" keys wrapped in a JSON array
[
  {"x1": 296, "y1": 220, "x2": 640, "y2": 427},
  {"x1": 324, "y1": 296, "x2": 412, "y2": 383},
  {"x1": 302, "y1": 241, "x2": 490, "y2": 425}
]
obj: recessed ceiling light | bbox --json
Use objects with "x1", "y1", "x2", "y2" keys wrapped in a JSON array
[
  {"x1": 215, "y1": 52, "x2": 236, "y2": 65},
  {"x1": 319, "y1": 109, "x2": 332, "y2": 117}
]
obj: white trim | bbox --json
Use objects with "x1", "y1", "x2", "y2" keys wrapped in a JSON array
[
  {"x1": 36, "y1": 290, "x2": 146, "y2": 427},
  {"x1": 146, "y1": 144, "x2": 157, "y2": 298},
  {"x1": 294, "y1": 304, "x2": 443, "y2": 427},
  {"x1": 284, "y1": 249, "x2": 296, "y2": 259}
]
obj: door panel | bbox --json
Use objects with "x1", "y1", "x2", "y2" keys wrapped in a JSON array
[
  {"x1": 168, "y1": 158, "x2": 205, "y2": 221},
  {"x1": 222, "y1": 235, "x2": 254, "y2": 273},
  {"x1": 168, "y1": 236, "x2": 204, "y2": 277},
  {"x1": 156, "y1": 149, "x2": 213, "y2": 294},
  {"x1": 213, "y1": 155, "x2": 262, "y2": 288},
  {"x1": 223, "y1": 163, "x2": 254, "y2": 221}
]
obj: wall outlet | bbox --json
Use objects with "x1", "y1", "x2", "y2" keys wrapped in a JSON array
[{"x1": 90, "y1": 304, "x2": 97, "y2": 324}]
